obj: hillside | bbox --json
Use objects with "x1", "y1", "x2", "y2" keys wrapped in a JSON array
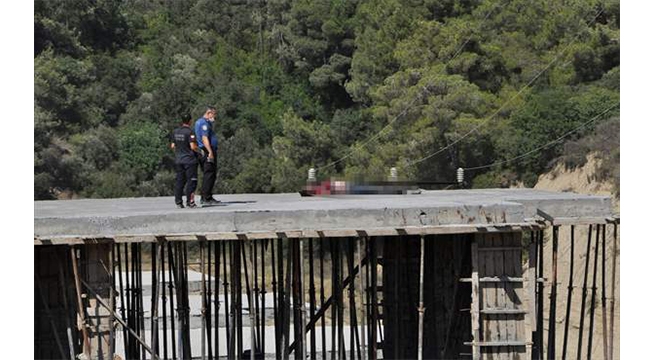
[{"x1": 34, "y1": 0, "x2": 619, "y2": 200}]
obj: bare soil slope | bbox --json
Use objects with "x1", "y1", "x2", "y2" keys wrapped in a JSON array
[{"x1": 533, "y1": 153, "x2": 619, "y2": 359}]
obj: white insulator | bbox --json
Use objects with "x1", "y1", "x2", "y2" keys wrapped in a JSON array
[
  {"x1": 456, "y1": 167, "x2": 465, "y2": 184},
  {"x1": 308, "y1": 168, "x2": 316, "y2": 182},
  {"x1": 389, "y1": 167, "x2": 398, "y2": 181}
]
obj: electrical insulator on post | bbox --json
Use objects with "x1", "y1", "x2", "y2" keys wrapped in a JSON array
[
  {"x1": 456, "y1": 167, "x2": 464, "y2": 185},
  {"x1": 389, "y1": 167, "x2": 398, "y2": 181},
  {"x1": 308, "y1": 168, "x2": 316, "y2": 182}
]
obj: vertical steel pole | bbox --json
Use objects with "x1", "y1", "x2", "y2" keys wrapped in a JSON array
[
  {"x1": 548, "y1": 226, "x2": 559, "y2": 360},
  {"x1": 601, "y1": 224, "x2": 609, "y2": 360},
  {"x1": 246, "y1": 239, "x2": 257, "y2": 360},
  {"x1": 151, "y1": 241, "x2": 163, "y2": 358},
  {"x1": 536, "y1": 231, "x2": 545, "y2": 360},
  {"x1": 56, "y1": 251, "x2": 77, "y2": 360},
  {"x1": 587, "y1": 225, "x2": 601, "y2": 359},
  {"x1": 201, "y1": 241, "x2": 207, "y2": 360},
  {"x1": 175, "y1": 243, "x2": 182, "y2": 360},
  {"x1": 215, "y1": 241, "x2": 222, "y2": 359},
  {"x1": 71, "y1": 246, "x2": 92, "y2": 358},
  {"x1": 561, "y1": 226, "x2": 575, "y2": 360},
  {"x1": 278, "y1": 237, "x2": 286, "y2": 360},
  {"x1": 347, "y1": 238, "x2": 357, "y2": 360},
  {"x1": 261, "y1": 240, "x2": 267, "y2": 357},
  {"x1": 236, "y1": 241, "x2": 244, "y2": 359},
  {"x1": 109, "y1": 244, "x2": 116, "y2": 360},
  {"x1": 417, "y1": 235, "x2": 426, "y2": 360},
  {"x1": 125, "y1": 244, "x2": 132, "y2": 358},
  {"x1": 224, "y1": 241, "x2": 233, "y2": 359},
  {"x1": 309, "y1": 238, "x2": 317, "y2": 359},
  {"x1": 330, "y1": 239, "x2": 337, "y2": 359},
  {"x1": 320, "y1": 238, "x2": 327, "y2": 360},
  {"x1": 167, "y1": 242, "x2": 177, "y2": 360},
  {"x1": 577, "y1": 225, "x2": 593, "y2": 359},
  {"x1": 300, "y1": 239, "x2": 308, "y2": 360},
  {"x1": 291, "y1": 238, "x2": 302, "y2": 359},
  {"x1": 394, "y1": 238, "x2": 401, "y2": 359},
  {"x1": 358, "y1": 237, "x2": 367, "y2": 360},
  {"x1": 271, "y1": 239, "x2": 280, "y2": 359},
  {"x1": 254, "y1": 241, "x2": 261, "y2": 354},
  {"x1": 117, "y1": 244, "x2": 128, "y2": 357},
  {"x1": 208, "y1": 241, "x2": 213, "y2": 360},
  {"x1": 138, "y1": 243, "x2": 146, "y2": 360},
  {"x1": 370, "y1": 238, "x2": 378, "y2": 360},
  {"x1": 162, "y1": 241, "x2": 168, "y2": 360},
  {"x1": 282, "y1": 238, "x2": 293, "y2": 360},
  {"x1": 608, "y1": 223, "x2": 617, "y2": 360},
  {"x1": 338, "y1": 240, "x2": 345, "y2": 360}
]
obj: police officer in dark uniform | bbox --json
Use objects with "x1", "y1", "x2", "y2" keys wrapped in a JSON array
[
  {"x1": 171, "y1": 114, "x2": 199, "y2": 208},
  {"x1": 194, "y1": 105, "x2": 220, "y2": 206}
]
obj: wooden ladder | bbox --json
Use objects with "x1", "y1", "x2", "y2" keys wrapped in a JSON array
[{"x1": 466, "y1": 232, "x2": 530, "y2": 360}]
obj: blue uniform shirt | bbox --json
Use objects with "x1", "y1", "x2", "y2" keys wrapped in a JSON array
[{"x1": 194, "y1": 117, "x2": 218, "y2": 151}]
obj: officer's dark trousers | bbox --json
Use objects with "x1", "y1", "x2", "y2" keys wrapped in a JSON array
[
  {"x1": 198, "y1": 152, "x2": 217, "y2": 201},
  {"x1": 174, "y1": 163, "x2": 198, "y2": 205}
]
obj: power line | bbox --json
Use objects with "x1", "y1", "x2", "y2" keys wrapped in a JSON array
[
  {"x1": 464, "y1": 103, "x2": 618, "y2": 171},
  {"x1": 314, "y1": 1, "x2": 503, "y2": 171},
  {"x1": 404, "y1": 6, "x2": 606, "y2": 168}
]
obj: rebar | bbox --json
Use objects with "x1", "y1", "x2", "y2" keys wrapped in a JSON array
[
  {"x1": 561, "y1": 226, "x2": 575, "y2": 360},
  {"x1": 38, "y1": 226, "x2": 615, "y2": 360},
  {"x1": 587, "y1": 224, "x2": 601, "y2": 359},
  {"x1": 536, "y1": 230, "x2": 545, "y2": 360},
  {"x1": 577, "y1": 225, "x2": 593, "y2": 359},
  {"x1": 548, "y1": 226, "x2": 559, "y2": 359},
  {"x1": 601, "y1": 224, "x2": 609, "y2": 360},
  {"x1": 167, "y1": 241, "x2": 177, "y2": 360},
  {"x1": 417, "y1": 235, "x2": 426, "y2": 360},
  {"x1": 608, "y1": 223, "x2": 617, "y2": 360},
  {"x1": 214, "y1": 241, "x2": 221, "y2": 359}
]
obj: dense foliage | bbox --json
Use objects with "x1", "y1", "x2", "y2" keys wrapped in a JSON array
[{"x1": 34, "y1": 0, "x2": 619, "y2": 200}]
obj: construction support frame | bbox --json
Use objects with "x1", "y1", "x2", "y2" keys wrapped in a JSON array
[{"x1": 34, "y1": 219, "x2": 618, "y2": 360}]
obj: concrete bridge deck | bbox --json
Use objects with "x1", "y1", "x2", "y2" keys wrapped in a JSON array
[{"x1": 34, "y1": 189, "x2": 613, "y2": 242}]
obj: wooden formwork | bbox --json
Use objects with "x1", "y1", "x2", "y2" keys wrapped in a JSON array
[
  {"x1": 34, "y1": 220, "x2": 618, "y2": 360},
  {"x1": 469, "y1": 232, "x2": 528, "y2": 360}
]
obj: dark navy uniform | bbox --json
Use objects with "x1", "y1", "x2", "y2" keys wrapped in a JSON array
[{"x1": 172, "y1": 125, "x2": 198, "y2": 207}]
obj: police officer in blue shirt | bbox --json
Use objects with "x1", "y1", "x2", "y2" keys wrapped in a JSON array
[{"x1": 195, "y1": 105, "x2": 220, "y2": 206}]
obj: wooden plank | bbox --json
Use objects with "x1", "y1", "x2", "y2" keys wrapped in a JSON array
[
  {"x1": 471, "y1": 238, "x2": 481, "y2": 360},
  {"x1": 504, "y1": 233, "x2": 523, "y2": 360},
  {"x1": 493, "y1": 234, "x2": 508, "y2": 360},
  {"x1": 525, "y1": 233, "x2": 536, "y2": 360},
  {"x1": 114, "y1": 235, "x2": 157, "y2": 243},
  {"x1": 481, "y1": 309, "x2": 527, "y2": 315},
  {"x1": 165, "y1": 235, "x2": 199, "y2": 241},
  {"x1": 465, "y1": 341, "x2": 529, "y2": 347},
  {"x1": 34, "y1": 222, "x2": 549, "y2": 245},
  {"x1": 511, "y1": 233, "x2": 526, "y2": 360},
  {"x1": 478, "y1": 247, "x2": 522, "y2": 252},
  {"x1": 480, "y1": 233, "x2": 493, "y2": 360},
  {"x1": 501, "y1": 233, "x2": 514, "y2": 347},
  {"x1": 459, "y1": 277, "x2": 526, "y2": 283},
  {"x1": 549, "y1": 217, "x2": 612, "y2": 226},
  {"x1": 205, "y1": 233, "x2": 240, "y2": 240}
]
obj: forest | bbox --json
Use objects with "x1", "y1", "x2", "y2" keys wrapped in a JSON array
[{"x1": 34, "y1": 0, "x2": 620, "y2": 200}]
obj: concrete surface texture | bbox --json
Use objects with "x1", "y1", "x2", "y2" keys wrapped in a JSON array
[{"x1": 34, "y1": 189, "x2": 612, "y2": 239}]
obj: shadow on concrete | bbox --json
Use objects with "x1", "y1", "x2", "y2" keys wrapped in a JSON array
[{"x1": 202, "y1": 200, "x2": 258, "y2": 207}]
